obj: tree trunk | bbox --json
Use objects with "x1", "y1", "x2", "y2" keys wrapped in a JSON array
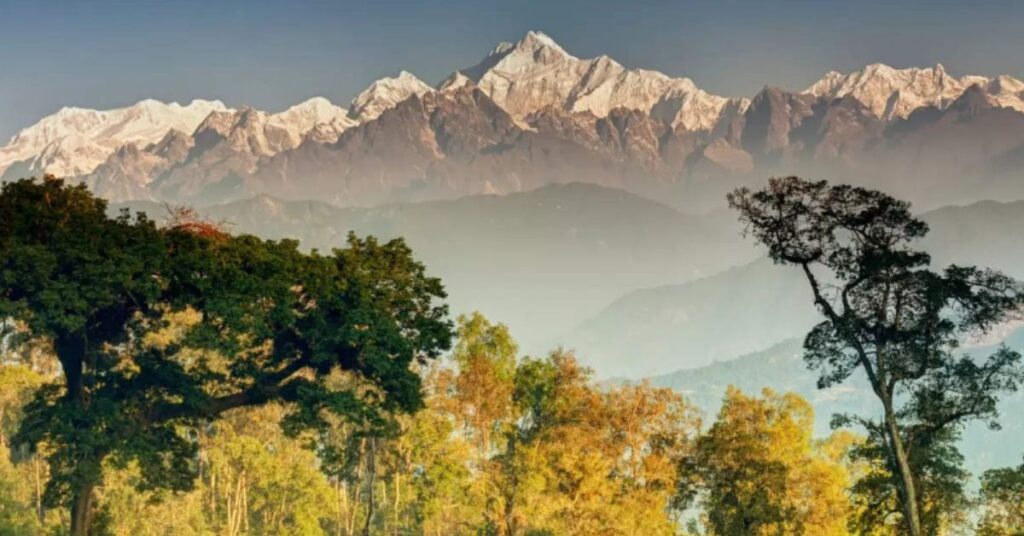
[
  {"x1": 69, "y1": 480, "x2": 96, "y2": 536},
  {"x1": 503, "y1": 435, "x2": 517, "y2": 536},
  {"x1": 58, "y1": 333, "x2": 99, "y2": 536},
  {"x1": 363, "y1": 438, "x2": 377, "y2": 536},
  {"x1": 34, "y1": 457, "x2": 45, "y2": 523},
  {"x1": 393, "y1": 472, "x2": 400, "y2": 536},
  {"x1": 883, "y1": 402, "x2": 922, "y2": 536}
]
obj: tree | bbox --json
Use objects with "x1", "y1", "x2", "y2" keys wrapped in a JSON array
[
  {"x1": 501, "y1": 350, "x2": 698, "y2": 536},
  {"x1": 977, "y1": 458, "x2": 1024, "y2": 536},
  {"x1": 847, "y1": 427, "x2": 969, "y2": 535},
  {"x1": 0, "y1": 177, "x2": 452, "y2": 535},
  {"x1": 728, "y1": 177, "x2": 1024, "y2": 536},
  {"x1": 0, "y1": 364, "x2": 53, "y2": 534},
  {"x1": 677, "y1": 387, "x2": 854, "y2": 536},
  {"x1": 448, "y1": 312, "x2": 517, "y2": 462}
]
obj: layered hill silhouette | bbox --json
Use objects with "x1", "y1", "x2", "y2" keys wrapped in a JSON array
[
  {"x1": 115, "y1": 183, "x2": 756, "y2": 349},
  {"x1": 566, "y1": 198, "x2": 1024, "y2": 375}
]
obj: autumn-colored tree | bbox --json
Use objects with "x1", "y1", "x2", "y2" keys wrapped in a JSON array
[
  {"x1": 498, "y1": 350, "x2": 699, "y2": 536},
  {"x1": 449, "y1": 313, "x2": 518, "y2": 461},
  {"x1": 678, "y1": 387, "x2": 854, "y2": 536},
  {"x1": 0, "y1": 364, "x2": 54, "y2": 534}
]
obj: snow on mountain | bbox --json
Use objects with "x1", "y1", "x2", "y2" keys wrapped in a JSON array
[
  {"x1": 803, "y1": 63, "x2": 1024, "y2": 118},
  {"x1": 439, "y1": 72, "x2": 474, "y2": 93},
  {"x1": 6, "y1": 29, "x2": 1024, "y2": 210},
  {"x1": 267, "y1": 97, "x2": 355, "y2": 145},
  {"x1": 347, "y1": 71, "x2": 434, "y2": 122},
  {"x1": 192, "y1": 107, "x2": 296, "y2": 157},
  {"x1": 462, "y1": 30, "x2": 746, "y2": 132},
  {"x1": 984, "y1": 75, "x2": 1024, "y2": 112},
  {"x1": 0, "y1": 99, "x2": 230, "y2": 177},
  {"x1": 0, "y1": 96, "x2": 364, "y2": 180}
]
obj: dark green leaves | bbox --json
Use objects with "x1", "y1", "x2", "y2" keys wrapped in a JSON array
[{"x1": 1, "y1": 177, "x2": 452, "y2": 515}]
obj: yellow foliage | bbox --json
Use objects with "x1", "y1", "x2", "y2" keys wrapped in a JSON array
[{"x1": 688, "y1": 387, "x2": 855, "y2": 536}]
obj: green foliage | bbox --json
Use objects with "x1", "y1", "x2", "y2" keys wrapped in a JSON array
[
  {"x1": 0, "y1": 177, "x2": 452, "y2": 534},
  {"x1": 977, "y1": 458, "x2": 1024, "y2": 535},
  {"x1": 847, "y1": 427, "x2": 970, "y2": 535},
  {"x1": 2, "y1": 175, "x2": 1022, "y2": 535}
]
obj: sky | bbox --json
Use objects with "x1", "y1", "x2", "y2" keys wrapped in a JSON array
[{"x1": 1, "y1": 0, "x2": 1023, "y2": 140}]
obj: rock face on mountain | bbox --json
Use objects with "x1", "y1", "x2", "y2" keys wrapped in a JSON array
[
  {"x1": 4, "y1": 31, "x2": 1024, "y2": 210},
  {"x1": 229, "y1": 85, "x2": 712, "y2": 206}
]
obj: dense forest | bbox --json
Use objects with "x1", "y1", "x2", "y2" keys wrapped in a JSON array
[{"x1": 1, "y1": 177, "x2": 1023, "y2": 535}]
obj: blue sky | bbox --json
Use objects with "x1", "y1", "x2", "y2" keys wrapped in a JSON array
[{"x1": 1, "y1": 0, "x2": 1023, "y2": 140}]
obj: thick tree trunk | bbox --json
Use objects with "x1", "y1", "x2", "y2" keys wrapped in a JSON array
[
  {"x1": 57, "y1": 333, "x2": 100, "y2": 536},
  {"x1": 55, "y1": 335, "x2": 87, "y2": 406},
  {"x1": 70, "y1": 480, "x2": 96, "y2": 536},
  {"x1": 883, "y1": 403, "x2": 922, "y2": 536}
]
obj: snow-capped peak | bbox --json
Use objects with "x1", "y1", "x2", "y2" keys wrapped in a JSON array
[
  {"x1": 191, "y1": 106, "x2": 301, "y2": 157},
  {"x1": 983, "y1": 75, "x2": 1024, "y2": 112},
  {"x1": 490, "y1": 41, "x2": 515, "y2": 57},
  {"x1": 268, "y1": 97, "x2": 355, "y2": 142},
  {"x1": 347, "y1": 71, "x2": 434, "y2": 122},
  {"x1": 0, "y1": 98, "x2": 231, "y2": 177},
  {"x1": 518, "y1": 30, "x2": 572, "y2": 59},
  {"x1": 460, "y1": 30, "x2": 739, "y2": 132},
  {"x1": 439, "y1": 72, "x2": 475, "y2": 93},
  {"x1": 801, "y1": 63, "x2": 1022, "y2": 118}
]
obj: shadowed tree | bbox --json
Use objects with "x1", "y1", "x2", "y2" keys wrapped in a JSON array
[
  {"x1": 848, "y1": 426, "x2": 970, "y2": 534},
  {"x1": 728, "y1": 177, "x2": 1024, "y2": 536},
  {"x1": 0, "y1": 177, "x2": 452, "y2": 535}
]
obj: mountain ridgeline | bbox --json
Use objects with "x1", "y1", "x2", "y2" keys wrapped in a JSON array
[
  {"x1": 2, "y1": 31, "x2": 1023, "y2": 212},
  {"x1": 567, "y1": 198, "x2": 1024, "y2": 376},
  {"x1": 114, "y1": 188, "x2": 1024, "y2": 379},
  {"x1": 114, "y1": 183, "x2": 756, "y2": 353}
]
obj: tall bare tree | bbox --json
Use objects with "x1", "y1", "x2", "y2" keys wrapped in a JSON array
[{"x1": 728, "y1": 176, "x2": 1024, "y2": 536}]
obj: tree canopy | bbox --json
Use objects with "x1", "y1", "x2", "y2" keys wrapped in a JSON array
[
  {"x1": 728, "y1": 176, "x2": 1024, "y2": 536},
  {"x1": 0, "y1": 177, "x2": 452, "y2": 535}
]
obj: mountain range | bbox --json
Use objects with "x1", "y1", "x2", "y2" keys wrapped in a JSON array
[{"x1": 3, "y1": 31, "x2": 1023, "y2": 212}]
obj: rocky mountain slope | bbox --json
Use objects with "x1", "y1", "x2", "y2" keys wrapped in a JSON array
[{"x1": 4, "y1": 31, "x2": 1022, "y2": 211}]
